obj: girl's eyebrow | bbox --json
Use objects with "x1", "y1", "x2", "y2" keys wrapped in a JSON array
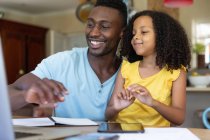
[{"x1": 140, "y1": 26, "x2": 150, "y2": 28}]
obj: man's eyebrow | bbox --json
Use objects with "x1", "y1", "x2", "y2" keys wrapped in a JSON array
[
  {"x1": 100, "y1": 20, "x2": 112, "y2": 24},
  {"x1": 87, "y1": 18, "x2": 94, "y2": 21},
  {"x1": 87, "y1": 18, "x2": 112, "y2": 24}
]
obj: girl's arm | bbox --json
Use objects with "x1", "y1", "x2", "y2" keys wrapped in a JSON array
[{"x1": 105, "y1": 70, "x2": 134, "y2": 121}]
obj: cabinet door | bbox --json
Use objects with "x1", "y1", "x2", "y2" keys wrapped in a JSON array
[
  {"x1": 0, "y1": 19, "x2": 47, "y2": 84},
  {"x1": 26, "y1": 35, "x2": 45, "y2": 72},
  {"x1": 1, "y1": 30, "x2": 26, "y2": 84}
]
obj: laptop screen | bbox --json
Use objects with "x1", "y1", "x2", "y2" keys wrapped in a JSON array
[{"x1": 0, "y1": 37, "x2": 15, "y2": 140}]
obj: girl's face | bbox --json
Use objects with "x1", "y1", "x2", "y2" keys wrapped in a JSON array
[{"x1": 131, "y1": 16, "x2": 156, "y2": 57}]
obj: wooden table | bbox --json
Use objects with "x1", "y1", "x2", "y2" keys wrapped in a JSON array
[
  {"x1": 188, "y1": 128, "x2": 210, "y2": 140},
  {"x1": 13, "y1": 116, "x2": 210, "y2": 140},
  {"x1": 53, "y1": 125, "x2": 210, "y2": 140}
]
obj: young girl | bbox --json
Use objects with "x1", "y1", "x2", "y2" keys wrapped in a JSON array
[{"x1": 105, "y1": 10, "x2": 191, "y2": 127}]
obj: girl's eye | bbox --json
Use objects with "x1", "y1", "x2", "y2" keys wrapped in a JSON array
[{"x1": 142, "y1": 31, "x2": 149, "y2": 34}]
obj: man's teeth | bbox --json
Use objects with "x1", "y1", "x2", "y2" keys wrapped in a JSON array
[{"x1": 91, "y1": 41, "x2": 104, "y2": 45}]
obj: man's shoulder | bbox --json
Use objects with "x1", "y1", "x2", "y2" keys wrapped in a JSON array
[
  {"x1": 71, "y1": 47, "x2": 88, "y2": 54},
  {"x1": 50, "y1": 47, "x2": 88, "y2": 59}
]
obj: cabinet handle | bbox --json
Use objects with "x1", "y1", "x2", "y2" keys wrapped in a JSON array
[{"x1": 18, "y1": 69, "x2": 25, "y2": 75}]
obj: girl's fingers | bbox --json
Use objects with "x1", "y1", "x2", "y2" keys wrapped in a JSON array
[
  {"x1": 117, "y1": 90, "x2": 131, "y2": 100},
  {"x1": 127, "y1": 84, "x2": 147, "y2": 95},
  {"x1": 121, "y1": 90, "x2": 127, "y2": 100},
  {"x1": 117, "y1": 92, "x2": 123, "y2": 100}
]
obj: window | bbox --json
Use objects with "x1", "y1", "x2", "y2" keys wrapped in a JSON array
[{"x1": 195, "y1": 22, "x2": 210, "y2": 64}]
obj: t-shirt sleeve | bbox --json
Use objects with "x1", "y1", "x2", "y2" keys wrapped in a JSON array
[
  {"x1": 170, "y1": 66, "x2": 187, "y2": 81},
  {"x1": 31, "y1": 51, "x2": 72, "y2": 79},
  {"x1": 121, "y1": 60, "x2": 130, "y2": 79},
  {"x1": 31, "y1": 54, "x2": 58, "y2": 79}
]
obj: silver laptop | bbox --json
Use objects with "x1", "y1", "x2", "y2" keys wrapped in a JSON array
[{"x1": 0, "y1": 37, "x2": 80, "y2": 140}]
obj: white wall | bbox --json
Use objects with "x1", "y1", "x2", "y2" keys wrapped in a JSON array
[
  {"x1": 1, "y1": 0, "x2": 210, "y2": 62},
  {"x1": 179, "y1": 0, "x2": 210, "y2": 68},
  {"x1": 47, "y1": 30, "x2": 87, "y2": 55},
  {"x1": 32, "y1": 10, "x2": 85, "y2": 33},
  {"x1": 0, "y1": 8, "x2": 33, "y2": 24},
  {"x1": 133, "y1": 0, "x2": 147, "y2": 11}
]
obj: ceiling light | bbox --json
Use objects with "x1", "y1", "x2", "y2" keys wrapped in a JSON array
[{"x1": 164, "y1": 0, "x2": 193, "y2": 8}]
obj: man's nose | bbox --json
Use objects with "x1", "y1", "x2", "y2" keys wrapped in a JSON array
[{"x1": 90, "y1": 26, "x2": 100, "y2": 36}]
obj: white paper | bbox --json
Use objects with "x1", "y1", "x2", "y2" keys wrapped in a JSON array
[
  {"x1": 13, "y1": 118, "x2": 54, "y2": 126},
  {"x1": 13, "y1": 117, "x2": 98, "y2": 127},
  {"x1": 52, "y1": 117, "x2": 98, "y2": 126},
  {"x1": 118, "y1": 128, "x2": 200, "y2": 140}
]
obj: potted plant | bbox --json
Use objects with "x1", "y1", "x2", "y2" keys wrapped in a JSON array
[{"x1": 193, "y1": 43, "x2": 205, "y2": 68}]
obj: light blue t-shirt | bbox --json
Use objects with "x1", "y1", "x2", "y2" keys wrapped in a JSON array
[{"x1": 31, "y1": 47, "x2": 118, "y2": 121}]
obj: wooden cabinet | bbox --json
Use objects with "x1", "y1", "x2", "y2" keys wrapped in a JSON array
[{"x1": 0, "y1": 19, "x2": 47, "y2": 84}]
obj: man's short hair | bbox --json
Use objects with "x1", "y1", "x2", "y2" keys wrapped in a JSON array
[{"x1": 95, "y1": 0, "x2": 128, "y2": 27}]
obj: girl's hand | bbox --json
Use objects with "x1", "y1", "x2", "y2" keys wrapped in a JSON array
[
  {"x1": 127, "y1": 84, "x2": 154, "y2": 107},
  {"x1": 114, "y1": 88, "x2": 135, "y2": 111}
]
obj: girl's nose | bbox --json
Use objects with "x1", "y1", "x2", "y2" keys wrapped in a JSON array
[{"x1": 133, "y1": 34, "x2": 141, "y2": 40}]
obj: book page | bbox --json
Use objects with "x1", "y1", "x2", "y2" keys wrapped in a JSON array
[
  {"x1": 13, "y1": 117, "x2": 98, "y2": 126},
  {"x1": 13, "y1": 118, "x2": 54, "y2": 126},
  {"x1": 52, "y1": 117, "x2": 98, "y2": 126}
]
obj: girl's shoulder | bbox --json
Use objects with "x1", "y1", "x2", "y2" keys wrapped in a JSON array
[
  {"x1": 162, "y1": 66, "x2": 186, "y2": 81},
  {"x1": 121, "y1": 59, "x2": 140, "y2": 77},
  {"x1": 122, "y1": 59, "x2": 140, "y2": 67}
]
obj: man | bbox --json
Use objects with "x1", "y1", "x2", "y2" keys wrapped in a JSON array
[{"x1": 9, "y1": 0, "x2": 127, "y2": 121}]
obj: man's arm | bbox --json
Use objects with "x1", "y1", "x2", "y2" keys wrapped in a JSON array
[
  {"x1": 9, "y1": 73, "x2": 41, "y2": 111},
  {"x1": 9, "y1": 73, "x2": 68, "y2": 114}
]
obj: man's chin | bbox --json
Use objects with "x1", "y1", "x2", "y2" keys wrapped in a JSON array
[{"x1": 88, "y1": 50, "x2": 102, "y2": 57}]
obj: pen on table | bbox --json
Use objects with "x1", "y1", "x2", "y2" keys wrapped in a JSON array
[
  {"x1": 49, "y1": 107, "x2": 56, "y2": 122},
  {"x1": 48, "y1": 116, "x2": 56, "y2": 123}
]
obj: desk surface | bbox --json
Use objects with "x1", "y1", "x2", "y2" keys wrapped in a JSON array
[
  {"x1": 13, "y1": 116, "x2": 210, "y2": 140},
  {"x1": 52, "y1": 125, "x2": 210, "y2": 140},
  {"x1": 189, "y1": 128, "x2": 210, "y2": 140}
]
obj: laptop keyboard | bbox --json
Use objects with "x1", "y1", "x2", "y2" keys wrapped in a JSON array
[{"x1": 15, "y1": 131, "x2": 41, "y2": 138}]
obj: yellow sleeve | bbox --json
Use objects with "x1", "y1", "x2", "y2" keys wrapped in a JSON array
[
  {"x1": 121, "y1": 60, "x2": 130, "y2": 79},
  {"x1": 170, "y1": 66, "x2": 186, "y2": 81}
]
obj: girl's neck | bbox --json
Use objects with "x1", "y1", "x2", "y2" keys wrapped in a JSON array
[{"x1": 140, "y1": 56, "x2": 159, "y2": 69}]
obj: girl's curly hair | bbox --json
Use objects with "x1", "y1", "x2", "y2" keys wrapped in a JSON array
[{"x1": 120, "y1": 10, "x2": 191, "y2": 70}]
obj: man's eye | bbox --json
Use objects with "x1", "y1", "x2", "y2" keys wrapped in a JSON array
[
  {"x1": 87, "y1": 22, "x2": 94, "y2": 28},
  {"x1": 101, "y1": 26, "x2": 110, "y2": 30}
]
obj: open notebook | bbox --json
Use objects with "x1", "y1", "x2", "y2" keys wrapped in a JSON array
[
  {"x1": 0, "y1": 37, "x2": 80, "y2": 140},
  {"x1": 13, "y1": 117, "x2": 98, "y2": 127}
]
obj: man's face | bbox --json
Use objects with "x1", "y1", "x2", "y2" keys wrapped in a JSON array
[{"x1": 85, "y1": 6, "x2": 124, "y2": 57}]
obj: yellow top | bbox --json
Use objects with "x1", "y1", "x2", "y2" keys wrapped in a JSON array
[{"x1": 116, "y1": 60, "x2": 184, "y2": 127}]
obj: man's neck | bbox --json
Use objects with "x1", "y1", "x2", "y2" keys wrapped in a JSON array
[{"x1": 88, "y1": 53, "x2": 121, "y2": 83}]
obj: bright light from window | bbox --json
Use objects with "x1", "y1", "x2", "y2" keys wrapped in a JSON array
[
  {"x1": 195, "y1": 23, "x2": 210, "y2": 64},
  {"x1": 196, "y1": 24, "x2": 210, "y2": 39}
]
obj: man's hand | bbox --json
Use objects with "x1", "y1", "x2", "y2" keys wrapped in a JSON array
[
  {"x1": 24, "y1": 78, "x2": 68, "y2": 105},
  {"x1": 33, "y1": 104, "x2": 55, "y2": 117}
]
